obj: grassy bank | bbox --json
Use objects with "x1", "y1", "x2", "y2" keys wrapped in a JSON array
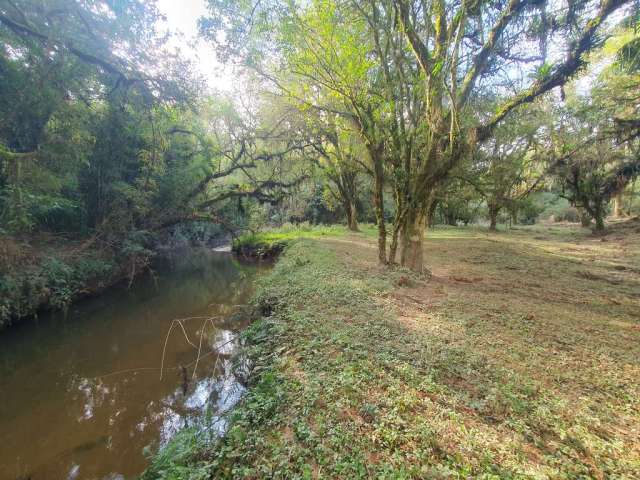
[
  {"x1": 231, "y1": 223, "x2": 345, "y2": 259},
  {"x1": 147, "y1": 220, "x2": 640, "y2": 478}
]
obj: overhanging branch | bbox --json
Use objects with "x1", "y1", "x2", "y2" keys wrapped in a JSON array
[{"x1": 476, "y1": 0, "x2": 629, "y2": 142}]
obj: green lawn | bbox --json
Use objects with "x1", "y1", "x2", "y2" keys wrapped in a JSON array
[{"x1": 232, "y1": 223, "x2": 346, "y2": 251}]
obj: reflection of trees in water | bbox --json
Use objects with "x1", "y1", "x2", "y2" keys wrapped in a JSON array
[
  {"x1": 68, "y1": 375, "x2": 118, "y2": 423},
  {"x1": 152, "y1": 352, "x2": 247, "y2": 446},
  {"x1": 66, "y1": 326, "x2": 247, "y2": 458},
  {"x1": 154, "y1": 328, "x2": 248, "y2": 445},
  {"x1": 148, "y1": 250, "x2": 260, "y2": 317},
  {"x1": 1, "y1": 249, "x2": 265, "y2": 480}
]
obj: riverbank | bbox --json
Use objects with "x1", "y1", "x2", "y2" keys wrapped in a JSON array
[
  {"x1": 231, "y1": 223, "x2": 345, "y2": 260},
  {"x1": 0, "y1": 234, "x2": 122, "y2": 329},
  {"x1": 0, "y1": 225, "x2": 229, "y2": 330},
  {"x1": 146, "y1": 221, "x2": 640, "y2": 478}
]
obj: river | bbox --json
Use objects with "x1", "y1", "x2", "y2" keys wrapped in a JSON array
[{"x1": 0, "y1": 248, "x2": 268, "y2": 480}]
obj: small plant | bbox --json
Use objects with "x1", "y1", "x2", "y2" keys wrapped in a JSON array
[{"x1": 41, "y1": 258, "x2": 75, "y2": 309}]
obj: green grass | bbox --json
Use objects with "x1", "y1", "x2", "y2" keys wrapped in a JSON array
[
  {"x1": 233, "y1": 223, "x2": 346, "y2": 251},
  {"x1": 232, "y1": 223, "x2": 347, "y2": 259},
  {"x1": 146, "y1": 221, "x2": 640, "y2": 479}
]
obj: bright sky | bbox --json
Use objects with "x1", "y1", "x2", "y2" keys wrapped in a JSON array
[{"x1": 156, "y1": 0, "x2": 234, "y2": 92}]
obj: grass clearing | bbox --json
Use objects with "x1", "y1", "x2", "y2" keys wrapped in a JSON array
[
  {"x1": 147, "y1": 219, "x2": 640, "y2": 479},
  {"x1": 232, "y1": 223, "x2": 346, "y2": 252}
]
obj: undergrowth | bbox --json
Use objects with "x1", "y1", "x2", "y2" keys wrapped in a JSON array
[{"x1": 0, "y1": 255, "x2": 116, "y2": 327}]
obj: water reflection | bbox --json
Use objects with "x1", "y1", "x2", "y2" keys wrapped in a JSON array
[{"x1": 0, "y1": 249, "x2": 267, "y2": 480}]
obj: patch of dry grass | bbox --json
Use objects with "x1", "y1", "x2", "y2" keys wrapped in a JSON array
[{"x1": 353, "y1": 220, "x2": 640, "y2": 477}]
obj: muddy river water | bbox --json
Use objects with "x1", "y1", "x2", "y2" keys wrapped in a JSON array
[{"x1": 0, "y1": 249, "x2": 267, "y2": 479}]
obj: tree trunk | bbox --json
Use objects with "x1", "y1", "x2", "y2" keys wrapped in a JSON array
[
  {"x1": 427, "y1": 200, "x2": 438, "y2": 228},
  {"x1": 400, "y1": 208, "x2": 427, "y2": 273},
  {"x1": 488, "y1": 204, "x2": 500, "y2": 232},
  {"x1": 445, "y1": 212, "x2": 456, "y2": 226},
  {"x1": 593, "y1": 214, "x2": 605, "y2": 233},
  {"x1": 373, "y1": 163, "x2": 386, "y2": 264},
  {"x1": 345, "y1": 201, "x2": 359, "y2": 231},
  {"x1": 489, "y1": 215, "x2": 497, "y2": 231},
  {"x1": 613, "y1": 191, "x2": 624, "y2": 218},
  {"x1": 590, "y1": 200, "x2": 606, "y2": 233},
  {"x1": 389, "y1": 225, "x2": 400, "y2": 264},
  {"x1": 577, "y1": 207, "x2": 592, "y2": 227}
]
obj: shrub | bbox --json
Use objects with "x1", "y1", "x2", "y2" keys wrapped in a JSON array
[{"x1": 551, "y1": 206, "x2": 580, "y2": 223}]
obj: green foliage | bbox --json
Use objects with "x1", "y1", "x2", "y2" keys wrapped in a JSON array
[
  {"x1": 40, "y1": 258, "x2": 76, "y2": 309},
  {"x1": 515, "y1": 197, "x2": 545, "y2": 224},
  {"x1": 0, "y1": 253, "x2": 115, "y2": 327},
  {"x1": 532, "y1": 62, "x2": 553, "y2": 80},
  {"x1": 303, "y1": 184, "x2": 342, "y2": 225},
  {"x1": 232, "y1": 223, "x2": 346, "y2": 254},
  {"x1": 0, "y1": 272, "x2": 42, "y2": 325},
  {"x1": 29, "y1": 195, "x2": 85, "y2": 233},
  {"x1": 536, "y1": 193, "x2": 576, "y2": 222},
  {"x1": 41, "y1": 256, "x2": 114, "y2": 310},
  {"x1": 142, "y1": 426, "x2": 215, "y2": 480}
]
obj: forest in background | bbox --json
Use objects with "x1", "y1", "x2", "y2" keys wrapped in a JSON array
[{"x1": 1, "y1": 0, "x2": 639, "y2": 327}]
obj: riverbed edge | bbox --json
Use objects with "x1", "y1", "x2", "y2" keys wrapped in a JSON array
[
  {"x1": 0, "y1": 235, "x2": 230, "y2": 331},
  {"x1": 142, "y1": 233, "x2": 412, "y2": 478}
]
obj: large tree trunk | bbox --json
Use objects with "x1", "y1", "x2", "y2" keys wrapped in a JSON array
[
  {"x1": 400, "y1": 208, "x2": 427, "y2": 273},
  {"x1": 345, "y1": 201, "x2": 359, "y2": 231}
]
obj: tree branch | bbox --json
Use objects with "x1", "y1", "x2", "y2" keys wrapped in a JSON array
[{"x1": 476, "y1": 0, "x2": 629, "y2": 142}]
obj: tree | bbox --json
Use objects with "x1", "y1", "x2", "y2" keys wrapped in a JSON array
[
  {"x1": 434, "y1": 179, "x2": 482, "y2": 226},
  {"x1": 552, "y1": 100, "x2": 639, "y2": 233},
  {"x1": 202, "y1": 0, "x2": 633, "y2": 271},
  {"x1": 466, "y1": 105, "x2": 544, "y2": 230},
  {"x1": 546, "y1": 22, "x2": 640, "y2": 233},
  {"x1": 387, "y1": 0, "x2": 632, "y2": 270},
  {"x1": 313, "y1": 115, "x2": 363, "y2": 231},
  {"x1": 0, "y1": 0, "x2": 196, "y2": 234}
]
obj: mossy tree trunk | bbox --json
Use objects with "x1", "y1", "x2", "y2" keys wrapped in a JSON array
[
  {"x1": 372, "y1": 151, "x2": 387, "y2": 264},
  {"x1": 592, "y1": 202, "x2": 606, "y2": 233},
  {"x1": 427, "y1": 199, "x2": 438, "y2": 228},
  {"x1": 400, "y1": 203, "x2": 429, "y2": 274},
  {"x1": 488, "y1": 203, "x2": 500, "y2": 231},
  {"x1": 395, "y1": 188, "x2": 438, "y2": 272},
  {"x1": 345, "y1": 200, "x2": 359, "y2": 231}
]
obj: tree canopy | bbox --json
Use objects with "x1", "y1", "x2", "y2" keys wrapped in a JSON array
[{"x1": 1, "y1": 0, "x2": 639, "y2": 275}]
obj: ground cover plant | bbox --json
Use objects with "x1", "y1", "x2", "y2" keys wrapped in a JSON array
[{"x1": 145, "y1": 219, "x2": 640, "y2": 478}]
